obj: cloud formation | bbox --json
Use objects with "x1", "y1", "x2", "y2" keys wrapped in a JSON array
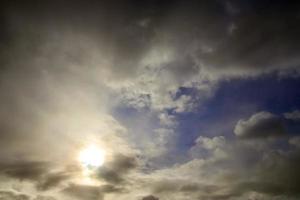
[
  {"x1": 97, "y1": 154, "x2": 138, "y2": 184},
  {"x1": 234, "y1": 112, "x2": 285, "y2": 138},
  {"x1": 285, "y1": 110, "x2": 300, "y2": 121},
  {"x1": 0, "y1": 0, "x2": 300, "y2": 200}
]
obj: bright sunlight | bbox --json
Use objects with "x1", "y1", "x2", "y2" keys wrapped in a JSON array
[{"x1": 78, "y1": 145, "x2": 105, "y2": 168}]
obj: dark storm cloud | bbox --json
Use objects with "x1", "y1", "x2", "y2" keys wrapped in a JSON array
[
  {"x1": 97, "y1": 154, "x2": 138, "y2": 184},
  {"x1": 234, "y1": 111, "x2": 285, "y2": 138}
]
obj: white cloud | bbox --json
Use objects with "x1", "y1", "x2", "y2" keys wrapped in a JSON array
[{"x1": 284, "y1": 110, "x2": 300, "y2": 121}]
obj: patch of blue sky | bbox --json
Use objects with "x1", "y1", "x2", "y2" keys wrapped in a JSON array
[
  {"x1": 174, "y1": 73, "x2": 300, "y2": 151},
  {"x1": 111, "y1": 104, "x2": 161, "y2": 148}
]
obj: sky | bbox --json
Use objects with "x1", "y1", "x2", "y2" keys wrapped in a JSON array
[{"x1": 0, "y1": 0, "x2": 300, "y2": 200}]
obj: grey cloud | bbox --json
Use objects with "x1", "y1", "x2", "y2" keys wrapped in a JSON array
[
  {"x1": 234, "y1": 111, "x2": 285, "y2": 138},
  {"x1": 148, "y1": 177, "x2": 222, "y2": 199},
  {"x1": 142, "y1": 195, "x2": 159, "y2": 200},
  {"x1": 33, "y1": 195, "x2": 57, "y2": 200},
  {"x1": 97, "y1": 154, "x2": 138, "y2": 184},
  {"x1": 63, "y1": 184, "x2": 103, "y2": 200},
  {"x1": 36, "y1": 171, "x2": 71, "y2": 191},
  {"x1": 63, "y1": 183, "x2": 125, "y2": 200},
  {"x1": 151, "y1": 179, "x2": 179, "y2": 194},
  {"x1": 149, "y1": 178, "x2": 234, "y2": 200},
  {"x1": 146, "y1": 135, "x2": 300, "y2": 200},
  {"x1": 192, "y1": 1, "x2": 300, "y2": 78},
  {"x1": 0, "y1": 191, "x2": 57, "y2": 200},
  {"x1": 235, "y1": 181, "x2": 293, "y2": 196},
  {"x1": 0, "y1": 161, "x2": 50, "y2": 181},
  {"x1": 180, "y1": 183, "x2": 219, "y2": 194},
  {"x1": 99, "y1": 184, "x2": 126, "y2": 194},
  {"x1": 179, "y1": 183, "x2": 200, "y2": 192},
  {"x1": 0, "y1": 0, "x2": 157, "y2": 81},
  {"x1": 289, "y1": 136, "x2": 300, "y2": 148},
  {"x1": 0, "y1": 191, "x2": 30, "y2": 200},
  {"x1": 0, "y1": 161, "x2": 72, "y2": 191},
  {"x1": 255, "y1": 150, "x2": 300, "y2": 196}
]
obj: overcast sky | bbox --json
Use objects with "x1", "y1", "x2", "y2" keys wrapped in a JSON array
[{"x1": 1, "y1": 0, "x2": 300, "y2": 200}]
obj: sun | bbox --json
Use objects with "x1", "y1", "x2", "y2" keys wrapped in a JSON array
[{"x1": 78, "y1": 145, "x2": 105, "y2": 168}]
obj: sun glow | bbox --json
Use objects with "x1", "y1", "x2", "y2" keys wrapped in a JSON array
[{"x1": 79, "y1": 145, "x2": 105, "y2": 168}]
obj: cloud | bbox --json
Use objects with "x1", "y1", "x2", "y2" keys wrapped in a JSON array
[
  {"x1": 289, "y1": 136, "x2": 300, "y2": 148},
  {"x1": 0, "y1": 161, "x2": 51, "y2": 182},
  {"x1": 0, "y1": 191, "x2": 30, "y2": 200},
  {"x1": 0, "y1": 1, "x2": 300, "y2": 200},
  {"x1": 0, "y1": 191, "x2": 57, "y2": 200},
  {"x1": 143, "y1": 134, "x2": 300, "y2": 200},
  {"x1": 190, "y1": 136, "x2": 227, "y2": 159},
  {"x1": 63, "y1": 184, "x2": 103, "y2": 200},
  {"x1": 234, "y1": 112, "x2": 285, "y2": 138},
  {"x1": 36, "y1": 171, "x2": 71, "y2": 191},
  {"x1": 33, "y1": 195, "x2": 57, "y2": 200},
  {"x1": 97, "y1": 154, "x2": 138, "y2": 184},
  {"x1": 142, "y1": 195, "x2": 159, "y2": 200},
  {"x1": 0, "y1": 160, "x2": 74, "y2": 192},
  {"x1": 284, "y1": 110, "x2": 300, "y2": 121},
  {"x1": 99, "y1": 184, "x2": 126, "y2": 194},
  {"x1": 254, "y1": 150, "x2": 300, "y2": 196},
  {"x1": 158, "y1": 112, "x2": 177, "y2": 127},
  {"x1": 63, "y1": 183, "x2": 126, "y2": 200},
  {"x1": 192, "y1": 1, "x2": 300, "y2": 78}
]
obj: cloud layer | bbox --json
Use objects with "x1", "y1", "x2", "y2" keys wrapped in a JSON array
[{"x1": 0, "y1": 0, "x2": 300, "y2": 200}]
